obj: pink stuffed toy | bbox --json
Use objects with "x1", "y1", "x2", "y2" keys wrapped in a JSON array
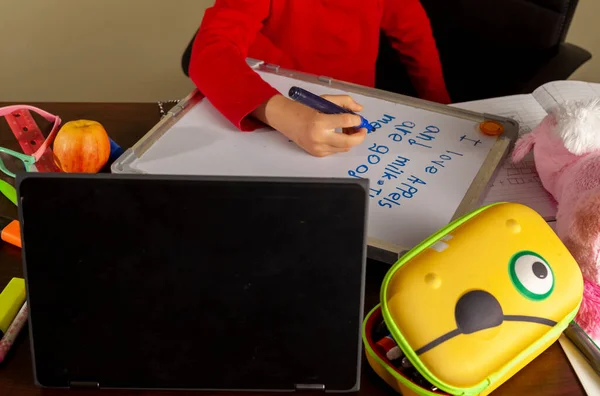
[{"x1": 512, "y1": 98, "x2": 600, "y2": 339}]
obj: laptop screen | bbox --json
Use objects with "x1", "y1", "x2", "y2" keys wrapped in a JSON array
[{"x1": 18, "y1": 174, "x2": 368, "y2": 392}]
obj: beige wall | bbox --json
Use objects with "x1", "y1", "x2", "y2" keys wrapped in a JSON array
[
  {"x1": 0, "y1": 0, "x2": 214, "y2": 103},
  {"x1": 0, "y1": 0, "x2": 598, "y2": 103},
  {"x1": 566, "y1": 0, "x2": 600, "y2": 83}
]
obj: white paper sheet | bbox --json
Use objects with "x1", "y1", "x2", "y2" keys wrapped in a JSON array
[
  {"x1": 533, "y1": 81, "x2": 600, "y2": 113},
  {"x1": 559, "y1": 336, "x2": 600, "y2": 396}
]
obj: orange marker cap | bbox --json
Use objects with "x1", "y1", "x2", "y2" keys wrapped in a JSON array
[
  {"x1": 1, "y1": 219, "x2": 21, "y2": 248},
  {"x1": 479, "y1": 120, "x2": 504, "y2": 136}
]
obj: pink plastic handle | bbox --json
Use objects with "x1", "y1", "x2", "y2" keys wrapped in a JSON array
[{"x1": 0, "y1": 105, "x2": 62, "y2": 161}]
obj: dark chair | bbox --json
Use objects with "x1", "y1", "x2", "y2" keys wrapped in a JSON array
[
  {"x1": 182, "y1": 0, "x2": 591, "y2": 103},
  {"x1": 377, "y1": 0, "x2": 591, "y2": 102}
]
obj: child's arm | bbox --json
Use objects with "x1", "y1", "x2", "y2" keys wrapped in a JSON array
[
  {"x1": 249, "y1": 32, "x2": 297, "y2": 70},
  {"x1": 189, "y1": 0, "x2": 367, "y2": 157},
  {"x1": 381, "y1": 0, "x2": 451, "y2": 104},
  {"x1": 189, "y1": 0, "x2": 279, "y2": 131}
]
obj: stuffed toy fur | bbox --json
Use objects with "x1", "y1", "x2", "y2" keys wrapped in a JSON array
[{"x1": 512, "y1": 98, "x2": 600, "y2": 339}]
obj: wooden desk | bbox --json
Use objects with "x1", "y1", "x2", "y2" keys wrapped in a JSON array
[{"x1": 0, "y1": 102, "x2": 586, "y2": 396}]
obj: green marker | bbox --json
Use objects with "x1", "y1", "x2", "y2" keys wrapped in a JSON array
[{"x1": 0, "y1": 180, "x2": 16, "y2": 206}]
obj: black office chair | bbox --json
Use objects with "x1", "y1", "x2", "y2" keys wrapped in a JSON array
[
  {"x1": 389, "y1": 0, "x2": 592, "y2": 102},
  {"x1": 182, "y1": 0, "x2": 591, "y2": 103}
]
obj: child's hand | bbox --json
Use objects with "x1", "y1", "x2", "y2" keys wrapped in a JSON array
[{"x1": 252, "y1": 94, "x2": 368, "y2": 157}]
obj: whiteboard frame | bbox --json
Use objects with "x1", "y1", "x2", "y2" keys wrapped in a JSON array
[{"x1": 112, "y1": 58, "x2": 519, "y2": 264}]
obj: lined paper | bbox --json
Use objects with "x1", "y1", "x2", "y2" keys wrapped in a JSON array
[
  {"x1": 451, "y1": 81, "x2": 600, "y2": 220},
  {"x1": 533, "y1": 81, "x2": 600, "y2": 113},
  {"x1": 451, "y1": 95, "x2": 558, "y2": 220}
]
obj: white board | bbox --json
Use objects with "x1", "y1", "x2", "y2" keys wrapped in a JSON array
[{"x1": 127, "y1": 70, "x2": 498, "y2": 251}]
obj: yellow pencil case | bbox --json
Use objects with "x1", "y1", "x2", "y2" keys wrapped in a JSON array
[{"x1": 363, "y1": 202, "x2": 584, "y2": 396}]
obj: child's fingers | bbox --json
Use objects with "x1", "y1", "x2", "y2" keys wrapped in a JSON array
[
  {"x1": 321, "y1": 112, "x2": 363, "y2": 130},
  {"x1": 324, "y1": 128, "x2": 367, "y2": 149},
  {"x1": 342, "y1": 127, "x2": 365, "y2": 135},
  {"x1": 311, "y1": 147, "x2": 344, "y2": 157},
  {"x1": 321, "y1": 95, "x2": 364, "y2": 112},
  {"x1": 320, "y1": 147, "x2": 351, "y2": 156}
]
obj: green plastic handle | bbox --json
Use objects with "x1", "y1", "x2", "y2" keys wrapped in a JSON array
[{"x1": 0, "y1": 179, "x2": 17, "y2": 206}]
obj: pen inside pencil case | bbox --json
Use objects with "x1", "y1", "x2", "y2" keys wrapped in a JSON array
[{"x1": 372, "y1": 319, "x2": 439, "y2": 392}]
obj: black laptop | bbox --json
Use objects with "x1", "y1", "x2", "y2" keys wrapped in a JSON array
[{"x1": 17, "y1": 173, "x2": 368, "y2": 392}]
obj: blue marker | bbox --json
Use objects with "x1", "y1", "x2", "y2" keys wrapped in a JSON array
[
  {"x1": 100, "y1": 138, "x2": 126, "y2": 173},
  {"x1": 108, "y1": 138, "x2": 124, "y2": 162},
  {"x1": 288, "y1": 87, "x2": 374, "y2": 132}
]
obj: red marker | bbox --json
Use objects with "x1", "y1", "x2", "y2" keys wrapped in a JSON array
[
  {"x1": 376, "y1": 333, "x2": 402, "y2": 361},
  {"x1": 0, "y1": 216, "x2": 21, "y2": 248}
]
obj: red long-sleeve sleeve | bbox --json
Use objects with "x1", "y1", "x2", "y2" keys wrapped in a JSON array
[
  {"x1": 189, "y1": 0, "x2": 283, "y2": 131},
  {"x1": 381, "y1": 0, "x2": 451, "y2": 104},
  {"x1": 189, "y1": 0, "x2": 452, "y2": 132}
]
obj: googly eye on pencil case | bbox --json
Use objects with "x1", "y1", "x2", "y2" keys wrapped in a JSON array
[{"x1": 363, "y1": 202, "x2": 584, "y2": 396}]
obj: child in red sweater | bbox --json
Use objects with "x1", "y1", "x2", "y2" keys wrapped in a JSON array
[{"x1": 189, "y1": 0, "x2": 450, "y2": 157}]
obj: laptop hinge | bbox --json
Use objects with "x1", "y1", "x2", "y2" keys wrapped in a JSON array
[
  {"x1": 69, "y1": 381, "x2": 100, "y2": 389},
  {"x1": 295, "y1": 384, "x2": 325, "y2": 392}
]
